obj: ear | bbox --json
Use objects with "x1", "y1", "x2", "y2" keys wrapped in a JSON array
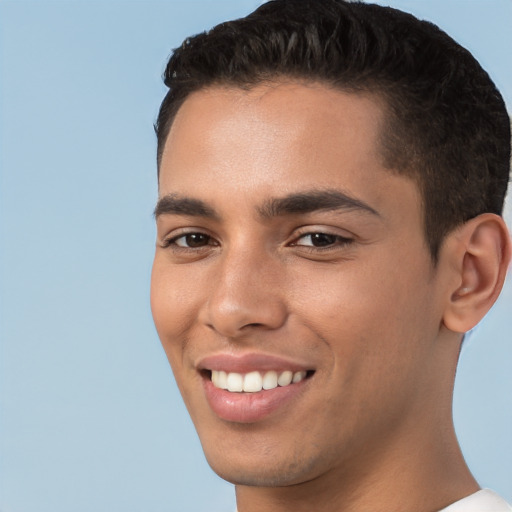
[{"x1": 442, "y1": 213, "x2": 511, "y2": 333}]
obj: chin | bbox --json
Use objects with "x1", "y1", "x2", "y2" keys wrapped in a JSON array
[
  {"x1": 202, "y1": 440, "x2": 327, "y2": 488},
  {"x1": 209, "y1": 461, "x2": 306, "y2": 487}
]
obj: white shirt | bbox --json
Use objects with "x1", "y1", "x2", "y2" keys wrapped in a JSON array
[{"x1": 439, "y1": 489, "x2": 512, "y2": 511}]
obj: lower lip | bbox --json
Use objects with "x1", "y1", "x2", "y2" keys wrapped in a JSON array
[{"x1": 202, "y1": 376, "x2": 310, "y2": 423}]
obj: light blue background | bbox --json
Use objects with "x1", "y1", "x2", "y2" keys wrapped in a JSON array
[{"x1": 0, "y1": 1, "x2": 510, "y2": 511}]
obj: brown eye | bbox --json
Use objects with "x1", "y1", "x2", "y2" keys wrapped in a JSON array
[
  {"x1": 290, "y1": 230, "x2": 355, "y2": 254},
  {"x1": 175, "y1": 233, "x2": 212, "y2": 248},
  {"x1": 308, "y1": 233, "x2": 337, "y2": 247},
  {"x1": 295, "y1": 233, "x2": 350, "y2": 248}
]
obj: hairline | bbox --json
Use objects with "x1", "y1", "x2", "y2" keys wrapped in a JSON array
[{"x1": 158, "y1": 75, "x2": 401, "y2": 172}]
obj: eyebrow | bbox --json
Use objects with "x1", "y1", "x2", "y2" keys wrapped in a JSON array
[
  {"x1": 154, "y1": 189, "x2": 380, "y2": 220},
  {"x1": 258, "y1": 189, "x2": 380, "y2": 218},
  {"x1": 154, "y1": 194, "x2": 219, "y2": 219}
]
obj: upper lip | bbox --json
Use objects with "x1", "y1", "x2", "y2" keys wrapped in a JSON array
[{"x1": 197, "y1": 352, "x2": 314, "y2": 374}]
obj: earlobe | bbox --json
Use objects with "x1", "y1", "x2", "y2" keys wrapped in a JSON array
[{"x1": 442, "y1": 213, "x2": 511, "y2": 333}]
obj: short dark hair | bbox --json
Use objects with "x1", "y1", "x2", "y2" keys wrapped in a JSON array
[{"x1": 155, "y1": 0, "x2": 510, "y2": 259}]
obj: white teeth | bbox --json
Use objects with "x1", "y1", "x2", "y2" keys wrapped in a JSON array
[
  {"x1": 277, "y1": 370, "x2": 293, "y2": 386},
  {"x1": 292, "y1": 370, "x2": 307, "y2": 383},
  {"x1": 212, "y1": 370, "x2": 220, "y2": 387},
  {"x1": 262, "y1": 371, "x2": 278, "y2": 390},
  {"x1": 211, "y1": 369, "x2": 309, "y2": 392},
  {"x1": 243, "y1": 371, "x2": 263, "y2": 392},
  {"x1": 226, "y1": 372, "x2": 243, "y2": 392},
  {"x1": 218, "y1": 371, "x2": 228, "y2": 389},
  {"x1": 211, "y1": 370, "x2": 228, "y2": 390}
]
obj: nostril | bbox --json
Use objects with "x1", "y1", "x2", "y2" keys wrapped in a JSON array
[{"x1": 243, "y1": 322, "x2": 265, "y2": 329}]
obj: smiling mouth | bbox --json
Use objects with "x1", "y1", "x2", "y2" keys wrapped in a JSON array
[{"x1": 206, "y1": 369, "x2": 314, "y2": 393}]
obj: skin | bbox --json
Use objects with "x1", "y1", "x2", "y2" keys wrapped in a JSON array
[{"x1": 151, "y1": 82, "x2": 509, "y2": 512}]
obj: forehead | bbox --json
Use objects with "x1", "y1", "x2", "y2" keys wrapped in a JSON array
[
  {"x1": 158, "y1": 82, "x2": 421, "y2": 228},
  {"x1": 161, "y1": 82, "x2": 387, "y2": 186}
]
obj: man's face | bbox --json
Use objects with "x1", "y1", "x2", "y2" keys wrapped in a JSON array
[{"x1": 151, "y1": 83, "x2": 451, "y2": 486}]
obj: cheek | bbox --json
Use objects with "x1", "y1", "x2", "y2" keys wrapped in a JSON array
[
  {"x1": 150, "y1": 259, "x2": 200, "y2": 356},
  {"x1": 290, "y1": 257, "x2": 437, "y2": 377},
  {"x1": 291, "y1": 260, "x2": 414, "y2": 334},
  {"x1": 150, "y1": 262, "x2": 204, "y2": 410}
]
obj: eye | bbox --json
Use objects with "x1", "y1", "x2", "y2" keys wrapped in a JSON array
[
  {"x1": 293, "y1": 232, "x2": 352, "y2": 248},
  {"x1": 163, "y1": 232, "x2": 216, "y2": 249}
]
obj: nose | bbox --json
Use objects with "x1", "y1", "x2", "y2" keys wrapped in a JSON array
[{"x1": 201, "y1": 246, "x2": 288, "y2": 338}]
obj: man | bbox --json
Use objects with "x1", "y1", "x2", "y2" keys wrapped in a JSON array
[{"x1": 150, "y1": 1, "x2": 511, "y2": 510}]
